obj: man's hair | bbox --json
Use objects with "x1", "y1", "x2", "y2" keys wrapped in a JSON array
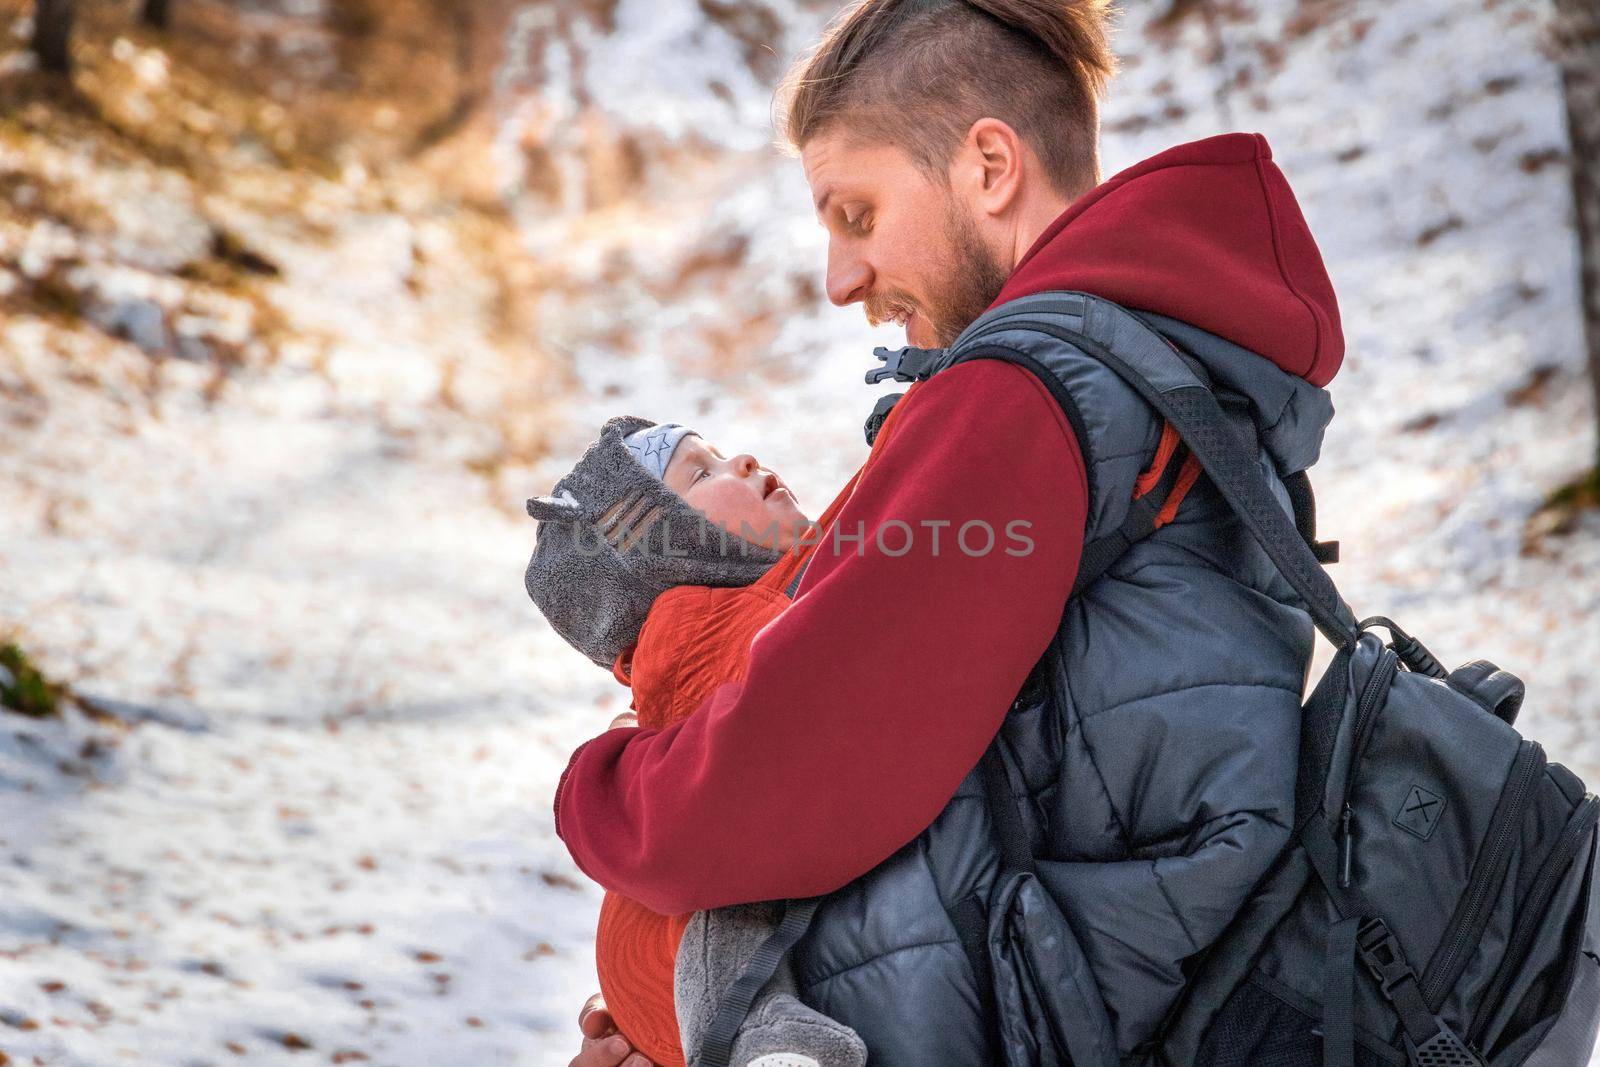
[{"x1": 778, "y1": 0, "x2": 1117, "y2": 198}]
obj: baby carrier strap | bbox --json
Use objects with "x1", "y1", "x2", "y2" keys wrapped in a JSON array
[{"x1": 696, "y1": 897, "x2": 823, "y2": 1067}]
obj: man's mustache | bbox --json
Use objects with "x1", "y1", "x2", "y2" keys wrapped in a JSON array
[{"x1": 863, "y1": 290, "x2": 918, "y2": 328}]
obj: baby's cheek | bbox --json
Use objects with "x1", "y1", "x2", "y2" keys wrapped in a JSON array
[{"x1": 687, "y1": 485, "x2": 749, "y2": 539}]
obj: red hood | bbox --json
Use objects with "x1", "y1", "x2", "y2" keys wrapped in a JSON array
[{"x1": 992, "y1": 133, "x2": 1343, "y2": 386}]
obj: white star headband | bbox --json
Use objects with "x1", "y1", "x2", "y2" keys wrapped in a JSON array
[{"x1": 622, "y1": 423, "x2": 696, "y2": 480}]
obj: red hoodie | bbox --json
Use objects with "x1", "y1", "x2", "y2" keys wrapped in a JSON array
[{"x1": 552, "y1": 133, "x2": 1343, "y2": 916}]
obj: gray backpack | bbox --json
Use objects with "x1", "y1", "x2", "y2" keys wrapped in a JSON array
[{"x1": 922, "y1": 293, "x2": 1600, "y2": 1067}]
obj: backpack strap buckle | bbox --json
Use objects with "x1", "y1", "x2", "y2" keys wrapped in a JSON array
[
  {"x1": 866, "y1": 345, "x2": 944, "y2": 384},
  {"x1": 1356, "y1": 918, "x2": 1486, "y2": 1065},
  {"x1": 863, "y1": 391, "x2": 904, "y2": 446},
  {"x1": 1355, "y1": 917, "x2": 1416, "y2": 996}
]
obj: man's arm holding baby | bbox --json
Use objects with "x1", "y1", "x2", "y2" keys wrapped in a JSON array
[{"x1": 553, "y1": 358, "x2": 1088, "y2": 916}]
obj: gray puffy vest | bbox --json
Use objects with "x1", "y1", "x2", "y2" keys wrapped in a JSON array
[{"x1": 789, "y1": 294, "x2": 1332, "y2": 1066}]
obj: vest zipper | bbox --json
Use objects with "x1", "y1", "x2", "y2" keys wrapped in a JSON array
[
  {"x1": 1466, "y1": 792, "x2": 1600, "y2": 1048},
  {"x1": 1420, "y1": 739, "x2": 1545, "y2": 1008}
]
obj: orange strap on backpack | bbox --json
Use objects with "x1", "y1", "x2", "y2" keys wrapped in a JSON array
[{"x1": 1133, "y1": 422, "x2": 1203, "y2": 530}]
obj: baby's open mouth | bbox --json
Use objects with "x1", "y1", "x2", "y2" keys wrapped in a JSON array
[{"x1": 762, "y1": 474, "x2": 795, "y2": 503}]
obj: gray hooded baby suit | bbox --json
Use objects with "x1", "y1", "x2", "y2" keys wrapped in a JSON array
[{"x1": 525, "y1": 414, "x2": 782, "y2": 669}]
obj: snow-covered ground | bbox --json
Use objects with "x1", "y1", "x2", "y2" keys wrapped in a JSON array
[{"x1": 1, "y1": 0, "x2": 1597, "y2": 1064}]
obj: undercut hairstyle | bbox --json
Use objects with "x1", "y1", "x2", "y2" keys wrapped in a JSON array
[{"x1": 779, "y1": 0, "x2": 1118, "y2": 198}]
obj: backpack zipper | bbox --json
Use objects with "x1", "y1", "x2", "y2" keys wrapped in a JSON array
[
  {"x1": 1466, "y1": 792, "x2": 1600, "y2": 1048},
  {"x1": 1346, "y1": 650, "x2": 1400, "y2": 800},
  {"x1": 1337, "y1": 649, "x2": 1399, "y2": 887},
  {"x1": 1420, "y1": 739, "x2": 1546, "y2": 1008}
]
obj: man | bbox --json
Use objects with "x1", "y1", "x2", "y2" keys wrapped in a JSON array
[{"x1": 561, "y1": 0, "x2": 1343, "y2": 1063}]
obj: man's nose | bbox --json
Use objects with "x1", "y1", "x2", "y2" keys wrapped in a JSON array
[{"x1": 825, "y1": 240, "x2": 871, "y2": 307}]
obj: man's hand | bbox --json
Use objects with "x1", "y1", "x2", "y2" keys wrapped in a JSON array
[{"x1": 568, "y1": 992, "x2": 657, "y2": 1067}]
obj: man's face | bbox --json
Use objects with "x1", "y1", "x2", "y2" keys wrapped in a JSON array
[
  {"x1": 662, "y1": 434, "x2": 810, "y2": 551},
  {"x1": 802, "y1": 130, "x2": 1013, "y2": 348}
]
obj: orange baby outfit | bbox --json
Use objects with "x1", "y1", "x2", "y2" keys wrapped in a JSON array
[
  {"x1": 591, "y1": 393, "x2": 917, "y2": 1067},
  {"x1": 594, "y1": 581, "x2": 793, "y2": 1067}
]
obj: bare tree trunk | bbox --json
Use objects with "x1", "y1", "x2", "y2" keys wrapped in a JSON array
[
  {"x1": 33, "y1": 0, "x2": 74, "y2": 74},
  {"x1": 142, "y1": 0, "x2": 172, "y2": 30},
  {"x1": 410, "y1": 2, "x2": 480, "y2": 152},
  {"x1": 1555, "y1": 0, "x2": 1600, "y2": 471}
]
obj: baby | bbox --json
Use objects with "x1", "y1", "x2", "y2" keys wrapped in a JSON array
[{"x1": 525, "y1": 415, "x2": 868, "y2": 1067}]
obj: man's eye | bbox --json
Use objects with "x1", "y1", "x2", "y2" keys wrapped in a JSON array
[{"x1": 847, "y1": 211, "x2": 872, "y2": 235}]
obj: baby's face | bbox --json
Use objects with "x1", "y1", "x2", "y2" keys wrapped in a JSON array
[{"x1": 662, "y1": 434, "x2": 811, "y2": 551}]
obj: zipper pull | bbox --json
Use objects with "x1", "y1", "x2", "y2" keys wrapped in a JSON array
[{"x1": 1339, "y1": 804, "x2": 1355, "y2": 889}]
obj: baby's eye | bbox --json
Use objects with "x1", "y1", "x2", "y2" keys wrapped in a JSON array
[{"x1": 695, "y1": 468, "x2": 710, "y2": 483}]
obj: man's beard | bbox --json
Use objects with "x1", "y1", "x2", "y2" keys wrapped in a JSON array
[{"x1": 864, "y1": 196, "x2": 1012, "y2": 348}]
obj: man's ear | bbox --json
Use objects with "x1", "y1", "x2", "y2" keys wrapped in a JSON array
[{"x1": 960, "y1": 117, "x2": 1026, "y2": 219}]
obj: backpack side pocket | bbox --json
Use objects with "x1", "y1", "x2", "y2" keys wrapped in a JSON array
[{"x1": 1472, "y1": 804, "x2": 1600, "y2": 1064}]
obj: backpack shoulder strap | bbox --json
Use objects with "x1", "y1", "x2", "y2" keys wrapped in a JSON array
[
  {"x1": 942, "y1": 291, "x2": 1360, "y2": 651},
  {"x1": 1285, "y1": 468, "x2": 1341, "y2": 564}
]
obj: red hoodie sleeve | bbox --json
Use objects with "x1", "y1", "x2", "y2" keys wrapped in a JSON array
[{"x1": 552, "y1": 358, "x2": 1088, "y2": 915}]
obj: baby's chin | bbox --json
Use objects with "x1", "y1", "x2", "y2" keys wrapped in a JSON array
[
  {"x1": 700, "y1": 496, "x2": 811, "y2": 552},
  {"x1": 765, "y1": 497, "x2": 811, "y2": 537}
]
